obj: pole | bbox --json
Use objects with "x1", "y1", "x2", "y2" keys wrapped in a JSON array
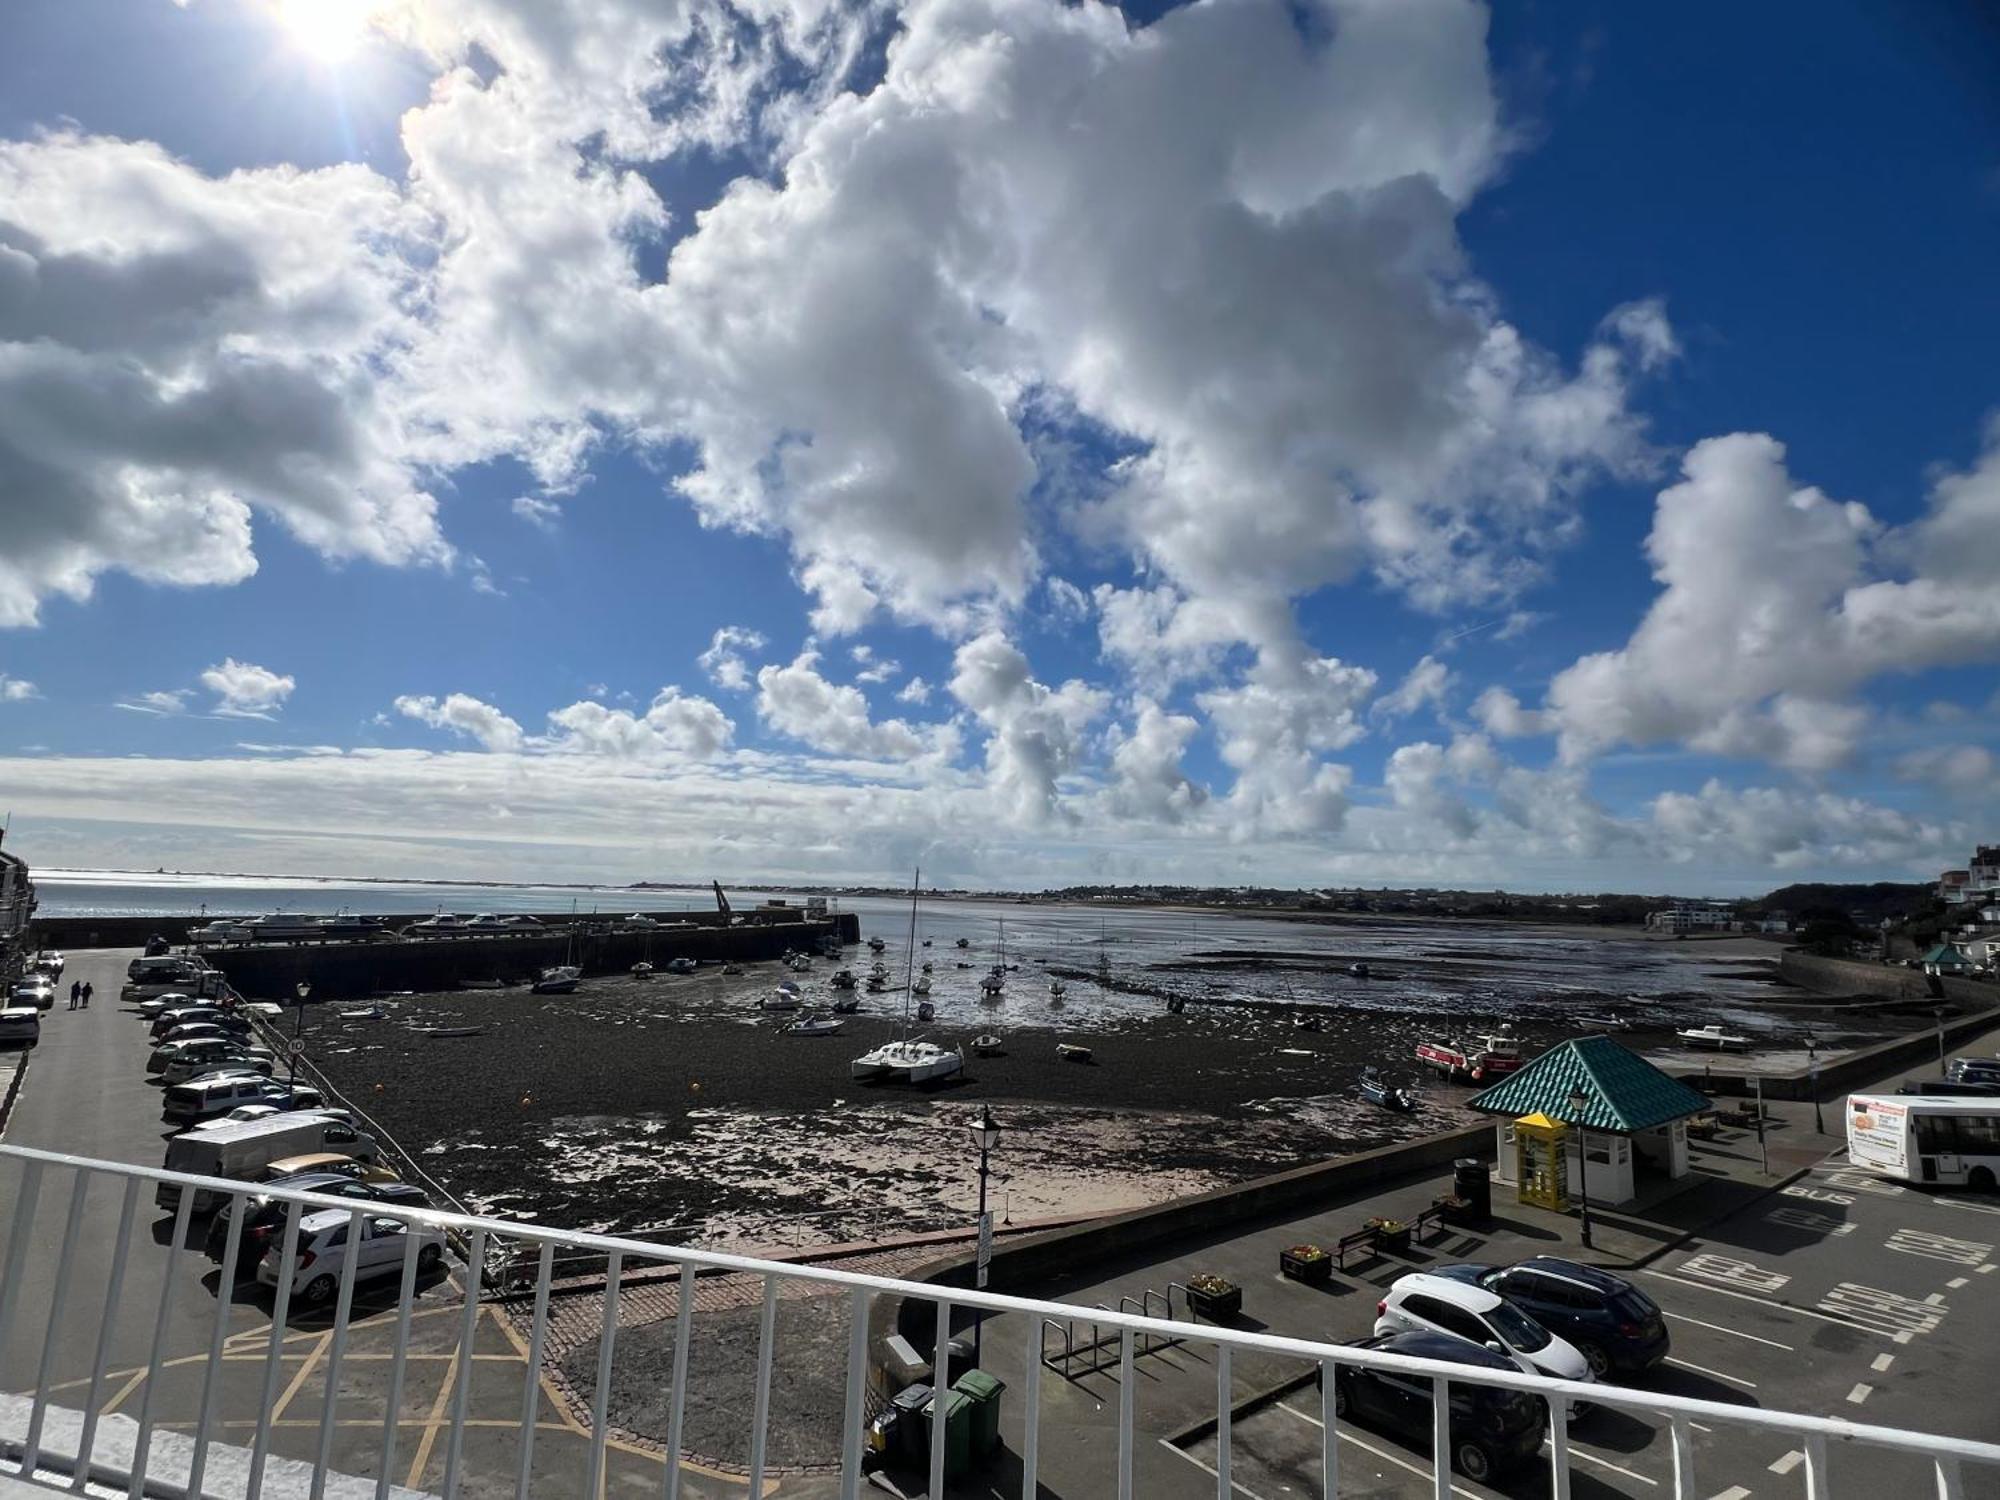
[
  {"x1": 1808, "y1": 1039, "x2": 1824, "y2": 1136},
  {"x1": 1937, "y1": 1009, "x2": 1947, "y2": 1071},
  {"x1": 1575, "y1": 1123, "x2": 1593, "y2": 1249},
  {"x1": 1754, "y1": 1075, "x2": 1768, "y2": 1174},
  {"x1": 973, "y1": 1135, "x2": 991, "y2": 1366}
]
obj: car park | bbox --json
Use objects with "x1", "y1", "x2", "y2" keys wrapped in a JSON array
[
  {"x1": 160, "y1": 1115, "x2": 385, "y2": 1211},
  {"x1": 255, "y1": 1209, "x2": 447, "y2": 1304},
  {"x1": 1326, "y1": 1331, "x2": 1548, "y2": 1482},
  {"x1": 1375, "y1": 1272, "x2": 1595, "y2": 1411},
  {"x1": 1432, "y1": 1257, "x2": 1668, "y2": 1377},
  {"x1": 206, "y1": 1176, "x2": 431, "y2": 1270}
]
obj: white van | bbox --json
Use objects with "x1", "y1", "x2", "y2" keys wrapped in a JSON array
[
  {"x1": 123, "y1": 956, "x2": 225, "y2": 1002},
  {"x1": 159, "y1": 1114, "x2": 382, "y2": 1211},
  {"x1": 162, "y1": 1074, "x2": 287, "y2": 1124}
]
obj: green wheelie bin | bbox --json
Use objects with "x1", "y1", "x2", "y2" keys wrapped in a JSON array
[
  {"x1": 918, "y1": 1388, "x2": 974, "y2": 1479},
  {"x1": 952, "y1": 1369, "x2": 1006, "y2": 1459}
]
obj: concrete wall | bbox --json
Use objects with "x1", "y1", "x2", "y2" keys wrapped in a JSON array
[
  {"x1": 1778, "y1": 949, "x2": 1999, "y2": 1007},
  {"x1": 1686, "y1": 1004, "x2": 2000, "y2": 1101}
]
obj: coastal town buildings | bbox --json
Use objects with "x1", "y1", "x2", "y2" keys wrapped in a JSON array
[
  {"x1": 1643, "y1": 902, "x2": 1734, "y2": 933},
  {"x1": 0, "y1": 828, "x2": 35, "y2": 982}
]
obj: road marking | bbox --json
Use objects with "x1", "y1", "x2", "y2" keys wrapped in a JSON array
[
  {"x1": 269, "y1": 1330, "x2": 333, "y2": 1424},
  {"x1": 1675, "y1": 1253, "x2": 1790, "y2": 1294},
  {"x1": 1707, "y1": 1487, "x2": 1753, "y2": 1500},
  {"x1": 1846, "y1": 1383, "x2": 1872, "y2": 1405},
  {"x1": 1665, "y1": 1356, "x2": 1755, "y2": 1388},
  {"x1": 1938, "y1": 1196, "x2": 2000, "y2": 1217},
  {"x1": 1925, "y1": 1293, "x2": 1946, "y2": 1305},
  {"x1": 1871, "y1": 1353, "x2": 1895, "y2": 1373},
  {"x1": 1781, "y1": 1184, "x2": 1853, "y2": 1206},
  {"x1": 1820, "y1": 1169, "x2": 1903, "y2": 1195},
  {"x1": 1817, "y1": 1284, "x2": 1945, "y2": 1340},
  {"x1": 1769, "y1": 1451, "x2": 1804, "y2": 1475},
  {"x1": 1982, "y1": 1264, "x2": 1999, "y2": 1274},
  {"x1": 1948, "y1": 1276, "x2": 1970, "y2": 1289},
  {"x1": 1662, "y1": 1311, "x2": 1793, "y2": 1350},
  {"x1": 1886, "y1": 1228, "x2": 1992, "y2": 1266},
  {"x1": 1765, "y1": 1206, "x2": 1853, "y2": 1237},
  {"x1": 1158, "y1": 1440, "x2": 1282, "y2": 1500},
  {"x1": 1642, "y1": 1271, "x2": 1881, "y2": 1335},
  {"x1": 1272, "y1": 1407, "x2": 1486, "y2": 1499},
  {"x1": 1562, "y1": 1447, "x2": 1659, "y2": 1486}
]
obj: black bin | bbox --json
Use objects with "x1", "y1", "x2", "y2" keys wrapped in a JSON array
[
  {"x1": 1453, "y1": 1158, "x2": 1491, "y2": 1223},
  {"x1": 891, "y1": 1384, "x2": 934, "y2": 1464}
]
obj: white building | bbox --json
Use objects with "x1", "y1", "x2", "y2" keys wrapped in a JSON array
[{"x1": 1646, "y1": 903, "x2": 1735, "y2": 933}]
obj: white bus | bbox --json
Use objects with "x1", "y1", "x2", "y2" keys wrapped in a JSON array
[{"x1": 1847, "y1": 1093, "x2": 2000, "y2": 1190}]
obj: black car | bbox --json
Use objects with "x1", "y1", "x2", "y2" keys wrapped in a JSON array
[
  {"x1": 1328, "y1": 1331, "x2": 1546, "y2": 1482},
  {"x1": 1435, "y1": 1257, "x2": 1668, "y2": 1377},
  {"x1": 205, "y1": 1175, "x2": 431, "y2": 1269},
  {"x1": 150, "y1": 1009, "x2": 247, "y2": 1041},
  {"x1": 1900, "y1": 1079, "x2": 2000, "y2": 1098}
]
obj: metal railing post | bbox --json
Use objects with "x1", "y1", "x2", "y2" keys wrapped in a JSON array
[
  {"x1": 0, "y1": 1156, "x2": 46, "y2": 1368},
  {"x1": 1320, "y1": 1357, "x2": 1338, "y2": 1500},
  {"x1": 585, "y1": 1249, "x2": 624, "y2": 1500},
  {"x1": 374, "y1": 1227, "x2": 424, "y2": 1500},
  {"x1": 1431, "y1": 1376, "x2": 1451, "y2": 1500},
  {"x1": 664, "y1": 1259, "x2": 698, "y2": 1500},
  {"x1": 311, "y1": 1207, "x2": 370, "y2": 1500},
  {"x1": 1117, "y1": 1328, "x2": 1135, "y2": 1500},
  {"x1": 22, "y1": 1165, "x2": 91, "y2": 1473},
  {"x1": 930, "y1": 1298, "x2": 952, "y2": 1500},
  {"x1": 1548, "y1": 1391, "x2": 1571, "y2": 1500},
  {"x1": 515, "y1": 1240, "x2": 556, "y2": 1500},
  {"x1": 129, "y1": 1186, "x2": 194, "y2": 1498},
  {"x1": 1805, "y1": 1433, "x2": 1830, "y2": 1500},
  {"x1": 837, "y1": 1283, "x2": 871, "y2": 1500},
  {"x1": 1670, "y1": 1416, "x2": 1695, "y2": 1499},
  {"x1": 747, "y1": 1277, "x2": 779, "y2": 1498},
  {"x1": 1215, "y1": 1342, "x2": 1232, "y2": 1500},
  {"x1": 1022, "y1": 1324, "x2": 1042, "y2": 1500},
  {"x1": 441, "y1": 1225, "x2": 487, "y2": 1500},
  {"x1": 187, "y1": 1191, "x2": 245, "y2": 1497},
  {"x1": 73, "y1": 1174, "x2": 139, "y2": 1487},
  {"x1": 246, "y1": 1197, "x2": 306, "y2": 1494}
]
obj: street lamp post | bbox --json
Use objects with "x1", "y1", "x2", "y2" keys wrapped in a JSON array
[
  {"x1": 1806, "y1": 1031, "x2": 1824, "y2": 1136},
  {"x1": 970, "y1": 1106, "x2": 1001, "y2": 1367},
  {"x1": 1565, "y1": 1084, "x2": 1594, "y2": 1250},
  {"x1": 291, "y1": 981, "x2": 311, "y2": 1085},
  {"x1": 1935, "y1": 1007, "x2": 1949, "y2": 1071}
]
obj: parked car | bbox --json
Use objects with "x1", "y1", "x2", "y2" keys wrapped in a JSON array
[
  {"x1": 1325, "y1": 1332, "x2": 1547, "y2": 1482},
  {"x1": 1899, "y1": 1079, "x2": 2000, "y2": 1098},
  {"x1": 0, "y1": 1006, "x2": 42, "y2": 1045},
  {"x1": 134, "y1": 991, "x2": 197, "y2": 1018},
  {"x1": 255, "y1": 1208, "x2": 448, "y2": 1303},
  {"x1": 207, "y1": 1175, "x2": 431, "y2": 1268},
  {"x1": 164, "y1": 1073, "x2": 296, "y2": 1124},
  {"x1": 150, "y1": 1006, "x2": 242, "y2": 1040},
  {"x1": 158, "y1": 1049, "x2": 276, "y2": 1085},
  {"x1": 157, "y1": 1020, "x2": 251, "y2": 1048},
  {"x1": 11, "y1": 978, "x2": 56, "y2": 1011},
  {"x1": 1433, "y1": 1258, "x2": 1668, "y2": 1377},
  {"x1": 258, "y1": 1152, "x2": 400, "y2": 1185},
  {"x1": 31, "y1": 952, "x2": 64, "y2": 980},
  {"x1": 1375, "y1": 1273, "x2": 1595, "y2": 1412},
  {"x1": 1949, "y1": 1057, "x2": 2000, "y2": 1084}
]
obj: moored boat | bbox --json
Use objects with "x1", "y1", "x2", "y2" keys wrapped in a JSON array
[
  {"x1": 1056, "y1": 1042, "x2": 1093, "y2": 1064},
  {"x1": 1415, "y1": 1026, "x2": 1522, "y2": 1083},
  {"x1": 532, "y1": 966, "x2": 581, "y2": 995},
  {"x1": 1676, "y1": 1023, "x2": 1749, "y2": 1050},
  {"x1": 1359, "y1": 1065, "x2": 1417, "y2": 1111},
  {"x1": 782, "y1": 1013, "x2": 844, "y2": 1036}
]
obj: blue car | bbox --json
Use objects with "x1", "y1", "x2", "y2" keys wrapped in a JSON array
[{"x1": 1434, "y1": 1257, "x2": 1669, "y2": 1378}]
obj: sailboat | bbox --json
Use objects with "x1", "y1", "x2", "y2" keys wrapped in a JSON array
[
  {"x1": 851, "y1": 871, "x2": 964, "y2": 1085},
  {"x1": 978, "y1": 918, "x2": 1006, "y2": 1000}
]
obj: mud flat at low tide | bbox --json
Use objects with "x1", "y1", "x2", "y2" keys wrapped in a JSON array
[{"x1": 302, "y1": 917, "x2": 1912, "y2": 1255}]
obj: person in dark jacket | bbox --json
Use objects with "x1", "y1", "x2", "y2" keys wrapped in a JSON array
[
  {"x1": 69, "y1": 980, "x2": 79, "y2": 1009},
  {"x1": 80, "y1": 981, "x2": 92, "y2": 1009}
]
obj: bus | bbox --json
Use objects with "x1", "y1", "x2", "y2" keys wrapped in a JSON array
[{"x1": 1847, "y1": 1093, "x2": 2000, "y2": 1190}]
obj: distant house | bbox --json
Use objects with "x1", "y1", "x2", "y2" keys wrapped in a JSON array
[
  {"x1": 1964, "y1": 935, "x2": 2000, "y2": 972},
  {"x1": 1646, "y1": 904, "x2": 1734, "y2": 933},
  {"x1": 1941, "y1": 870, "x2": 1972, "y2": 904},
  {"x1": 1759, "y1": 912, "x2": 1792, "y2": 934},
  {"x1": 1920, "y1": 942, "x2": 1973, "y2": 977}
]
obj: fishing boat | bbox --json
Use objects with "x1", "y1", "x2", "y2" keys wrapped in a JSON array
[
  {"x1": 1166, "y1": 996, "x2": 1186, "y2": 1014},
  {"x1": 920, "y1": 961, "x2": 934, "y2": 974},
  {"x1": 851, "y1": 868, "x2": 963, "y2": 1086},
  {"x1": 972, "y1": 1033, "x2": 1004, "y2": 1056},
  {"x1": 830, "y1": 995, "x2": 861, "y2": 1015},
  {"x1": 532, "y1": 966, "x2": 581, "y2": 995},
  {"x1": 340, "y1": 1004, "x2": 386, "y2": 1020},
  {"x1": 922, "y1": 938, "x2": 933, "y2": 948},
  {"x1": 1056, "y1": 1042, "x2": 1093, "y2": 1064},
  {"x1": 1574, "y1": 1012, "x2": 1629, "y2": 1031},
  {"x1": 866, "y1": 974, "x2": 888, "y2": 992},
  {"x1": 830, "y1": 968, "x2": 858, "y2": 989},
  {"x1": 1415, "y1": 1026, "x2": 1522, "y2": 1083},
  {"x1": 721, "y1": 963, "x2": 743, "y2": 976},
  {"x1": 418, "y1": 1025, "x2": 487, "y2": 1038},
  {"x1": 1676, "y1": 1023, "x2": 1750, "y2": 1050},
  {"x1": 955, "y1": 937, "x2": 970, "y2": 949},
  {"x1": 782, "y1": 1013, "x2": 844, "y2": 1037},
  {"x1": 1346, "y1": 962, "x2": 1371, "y2": 979},
  {"x1": 1049, "y1": 977, "x2": 1067, "y2": 1002},
  {"x1": 665, "y1": 957, "x2": 698, "y2": 975},
  {"x1": 631, "y1": 962, "x2": 655, "y2": 979},
  {"x1": 1293, "y1": 1011, "x2": 1323, "y2": 1032},
  {"x1": 978, "y1": 973, "x2": 1004, "y2": 1001},
  {"x1": 912, "y1": 975, "x2": 932, "y2": 996},
  {"x1": 867, "y1": 936, "x2": 887, "y2": 953},
  {"x1": 1359, "y1": 1066, "x2": 1417, "y2": 1112},
  {"x1": 761, "y1": 982, "x2": 804, "y2": 1011}
]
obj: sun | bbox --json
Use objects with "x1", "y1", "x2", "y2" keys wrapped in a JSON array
[{"x1": 275, "y1": 0, "x2": 375, "y2": 62}]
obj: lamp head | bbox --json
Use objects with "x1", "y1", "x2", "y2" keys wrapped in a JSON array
[
  {"x1": 1565, "y1": 1085, "x2": 1588, "y2": 1118},
  {"x1": 973, "y1": 1105, "x2": 1001, "y2": 1152}
]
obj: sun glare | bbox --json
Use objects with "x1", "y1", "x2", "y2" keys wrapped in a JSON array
[{"x1": 276, "y1": 0, "x2": 373, "y2": 62}]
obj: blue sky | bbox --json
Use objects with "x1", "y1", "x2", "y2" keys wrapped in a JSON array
[{"x1": 0, "y1": 0, "x2": 1994, "y2": 892}]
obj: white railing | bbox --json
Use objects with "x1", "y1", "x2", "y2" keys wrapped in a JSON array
[{"x1": 2, "y1": 1143, "x2": 1997, "y2": 1500}]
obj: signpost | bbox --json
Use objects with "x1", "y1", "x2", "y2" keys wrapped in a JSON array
[{"x1": 975, "y1": 1211, "x2": 993, "y2": 1290}]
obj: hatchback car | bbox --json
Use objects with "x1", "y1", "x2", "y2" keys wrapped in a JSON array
[
  {"x1": 1376, "y1": 1273, "x2": 1594, "y2": 1411},
  {"x1": 156, "y1": 1020, "x2": 250, "y2": 1048},
  {"x1": 1434, "y1": 1258, "x2": 1668, "y2": 1377},
  {"x1": 207, "y1": 1176, "x2": 432, "y2": 1269},
  {"x1": 12, "y1": 979, "x2": 56, "y2": 1011},
  {"x1": 255, "y1": 1209, "x2": 447, "y2": 1303},
  {"x1": 158, "y1": 1049, "x2": 276, "y2": 1085},
  {"x1": 150, "y1": 1008, "x2": 243, "y2": 1040},
  {"x1": 1327, "y1": 1332, "x2": 1547, "y2": 1482}
]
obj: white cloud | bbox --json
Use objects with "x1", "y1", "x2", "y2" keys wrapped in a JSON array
[
  {"x1": 1896, "y1": 744, "x2": 1996, "y2": 793},
  {"x1": 1103, "y1": 698, "x2": 1206, "y2": 822},
  {"x1": 756, "y1": 650, "x2": 942, "y2": 761},
  {"x1": 395, "y1": 692, "x2": 525, "y2": 752},
  {"x1": 898, "y1": 676, "x2": 932, "y2": 705},
  {"x1": 201, "y1": 659, "x2": 295, "y2": 719},
  {"x1": 1196, "y1": 645, "x2": 1375, "y2": 837},
  {"x1": 115, "y1": 689, "x2": 193, "y2": 716},
  {"x1": 1650, "y1": 779, "x2": 1955, "y2": 872},
  {"x1": 511, "y1": 496, "x2": 562, "y2": 530},
  {"x1": 1536, "y1": 430, "x2": 2000, "y2": 771},
  {"x1": 1374, "y1": 654, "x2": 1452, "y2": 721},
  {"x1": 0, "y1": 674, "x2": 37, "y2": 702},
  {"x1": 697, "y1": 626, "x2": 769, "y2": 692},
  {"x1": 949, "y1": 631, "x2": 1108, "y2": 823},
  {"x1": 849, "y1": 644, "x2": 901, "y2": 683},
  {"x1": 1044, "y1": 577, "x2": 1091, "y2": 624},
  {"x1": 546, "y1": 688, "x2": 733, "y2": 761}
]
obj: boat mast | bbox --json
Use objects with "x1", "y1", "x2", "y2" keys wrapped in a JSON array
[{"x1": 900, "y1": 867, "x2": 920, "y2": 1035}]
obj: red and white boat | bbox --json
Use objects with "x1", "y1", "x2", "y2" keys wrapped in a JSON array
[{"x1": 1415, "y1": 1027, "x2": 1524, "y2": 1083}]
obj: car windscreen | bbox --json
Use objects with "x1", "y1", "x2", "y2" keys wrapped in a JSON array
[
  {"x1": 1487, "y1": 1300, "x2": 1552, "y2": 1352},
  {"x1": 1612, "y1": 1289, "x2": 1658, "y2": 1320}
]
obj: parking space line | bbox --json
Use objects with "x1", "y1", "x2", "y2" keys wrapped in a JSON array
[
  {"x1": 1665, "y1": 1356, "x2": 1755, "y2": 1389},
  {"x1": 1846, "y1": 1383, "x2": 1872, "y2": 1404},
  {"x1": 1661, "y1": 1311, "x2": 1793, "y2": 1350},
  {"x1": 1769, "y1": 1451, "x2": 1804, "y2": 1475},
  {"x1": 1273, "y1": 1406, "x2": 1486, "y2": 1500},
  {"x1": 1871, "y1": 1353, "x2": 1894, "y2": 1373},
  {"x1": 1947, "y1": 1276, "x2": 1969, "y2": 1289},
  {"x1": 1707, "y1": 1487, "x2": 1752, "y2": 1500},
  {"x1": 1158, "y1": 1439, "x2": 1282, "y2": 1500},
  {"x1": 1982, "y1": 1263, "x2": 1999, "y2": 1274},
  {"x1": 1562, "y1": 1446, "x2": 1659, "y2": 1487},
  {"x1": 1642, "y1": 1271, "x2": 1883, "y2": 1334}
]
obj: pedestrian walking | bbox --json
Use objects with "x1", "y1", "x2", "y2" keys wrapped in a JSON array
[
  {"x1": 68, "y1": 980, "x2": 79, "y2": 1009},
  {"x1": 81, "y1": 981, "x2": 92, "y2": 1009}
]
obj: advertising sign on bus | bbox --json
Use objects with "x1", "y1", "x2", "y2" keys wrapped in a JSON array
[{"x1": 1847, "y1": 1096, "x2": 1909, "y2": 1175}]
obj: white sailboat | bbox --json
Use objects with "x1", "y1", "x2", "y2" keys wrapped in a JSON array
[
  {"x1": 851, "y1": 870, "x2": 963, "y2": 1086},
  {"x1": 978, "y1": 918, "x2": 1006, "y2": 999}
]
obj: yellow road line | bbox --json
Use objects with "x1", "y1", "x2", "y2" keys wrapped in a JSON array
[
  {"x1": 99, "y1": 1366, "x2": 152, "y2": 1417},
  {"x1": 402, "y1": 1326, "x2": 465, "y2": 1489},
  {"x1": 269, "y1": 1330, "x2": 333, "y2": 1424}
]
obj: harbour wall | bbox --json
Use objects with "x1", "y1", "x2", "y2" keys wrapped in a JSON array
[
  {"x1": 1777, "y1": 949, "x2": 1998, "y2": 1006},
  {"x1": 1688, "y1": 1002, "x2": 2000, "y2": 1102}
]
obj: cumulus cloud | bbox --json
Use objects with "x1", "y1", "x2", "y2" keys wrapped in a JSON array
[
  {"x1": 395, "y1": 692, "x2": 526, "y2": 752},
  {"x1": 1196, "y1": 646, "x2": 1375, "y2": 836},
  {"x1": 897, "y1": 676, "x2": 932, "y2": 705},
  {"x1": 546, "y1": 688, "x2": 733, "y2": 761},
  {"x1": 1651, "y1": 779, "x2": 1955, "y2": 871},
  {"x1": 1896, "y1": 744, "x2": 1996, "y2": 793},
  {"x1": 697, "y1": 626, "x2": 769, "y2": 692},
  {"x1": 201, "y1": 659, "x2": 295, "y2": 719},
  {"x1": 116, "y1": 689, "x2": 194, "y2": 716},
  {"x1": 0, "y1": 674, "x2": 37, "y2": 701},
  {"x1": 512, "y1": 496, "x2": 562, "y2": 530},
  {"x1": 949, "y1": 631, "x2": 1108, "y2": 823},
  {"x1": 1532, "y1": 430, "x2": 2000, "y2": 771},
  {"x1": 1374, "y1": 654, "x2": 1452, "y2": 721},
  {"x1": 850, "y1": 645, "x2": 901, "y2": 684},
  {"x1": 1103, "y1": 698, "x2": 1206, "y2": 822},
  {"x1": 756, "y1": 650, "x2": 944, "y2": 761}
]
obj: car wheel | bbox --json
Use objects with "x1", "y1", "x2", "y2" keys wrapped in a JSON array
[
  {"x1": 1577, "y1": 1342, "x2": 1611, "y2": 1379},
  {"x1": 1453, "y1": 1440, "x2": 1495, "y2": 1482},
  {"x1": 1969, "y1": 1166, "x2": 1997, "y2": 1193},
  {"x1": 418, "y1": 1244, "x2": 444, "y2": 1272},
  {"x1": 303, "y1": 1274, "x2": 337, "y2": 1305},
  {"x1": 1332, "y1": 1381, "x2": 1349, "y2": 1419}
]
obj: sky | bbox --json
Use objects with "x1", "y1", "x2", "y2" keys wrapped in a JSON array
[{"x1": 0, "y1": 0, "x2": 1996, "y2": 895}]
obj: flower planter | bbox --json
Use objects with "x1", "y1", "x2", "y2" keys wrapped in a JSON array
[
  {"x1": 1185, "y1": 1279, "x2": 1242, "y2": 1322},
  {"x1": 1280, "y1": 1247, "x2": 1333, "y2": 1285},
  {"x1": 1366, "y1": 1219, "x2": 1411, "y2": 1255}
]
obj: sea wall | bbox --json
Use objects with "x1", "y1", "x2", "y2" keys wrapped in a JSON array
[
  {"x1": 1690, "y1": 1004, "x2": 2000, "y2": 1102},
  {"x1": 1777, "y1": 949, "x2": 1998, "y2": 1007}
]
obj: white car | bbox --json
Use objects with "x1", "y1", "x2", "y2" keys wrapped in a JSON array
[
  {"x1": 158, "y1": 1050, "x2": 277, "y2": 1085},
  {"x1": 32, "y1": 952, "x2": 64, "y2": 980},
  {"x1": 12, "y1": 978, "x2": 56, "y2": 1011},
  {"x1": 256, "y1": 1208, "x2": 448, "y2": 1303},
  {"x1": 1375, "y1": 1272, "x2": 1595, "y2": 1413},
  {"x1": 0, "y1": 1006, "x2": 41, "y2": 1045}
]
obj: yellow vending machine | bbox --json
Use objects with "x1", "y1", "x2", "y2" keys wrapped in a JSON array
[{"x1": 1514, "y1": 1111, "x2": 1570, "y2": 1211}]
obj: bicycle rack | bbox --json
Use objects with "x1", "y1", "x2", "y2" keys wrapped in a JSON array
[{"x1": 1040, "y1": 1286, "x2": 1183, "y2": 1378}]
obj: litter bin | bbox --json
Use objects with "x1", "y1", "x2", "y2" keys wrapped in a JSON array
[
  {"x1": 890, "y1": 1383, "x2": 933, "y2": 1466},
  {"x1": 919, "y1": 1388, "x2": 974, "y2": 1480},
  {"x1": 952, "y1": 1369, "x2": 1005, "y2": 1458},
  {"x1": 1454, "y1": 1158, "x2": 1491, "y2": 1223}
]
